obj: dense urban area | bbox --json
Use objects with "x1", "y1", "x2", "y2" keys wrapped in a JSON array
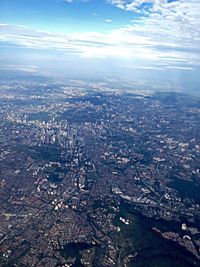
[{"x1": 0, "y1": 79, "x2": 200, "y2": 267}]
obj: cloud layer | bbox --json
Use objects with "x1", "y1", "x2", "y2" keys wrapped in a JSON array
[{"x1": 0, "y1": 0, "x2": 200, "y2": 72}]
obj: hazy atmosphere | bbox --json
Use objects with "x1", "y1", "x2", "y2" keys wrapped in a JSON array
[
  {"x1": 1, "y1": 0, "x2": 200, "y2": 91},
  {"x1": 0, "y1": 2, "x2": 200, "y2": 267}
]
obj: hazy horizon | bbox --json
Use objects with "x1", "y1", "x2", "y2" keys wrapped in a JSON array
[{"x1": 1, "y1": 0, "x2": 200, "y2": 93}]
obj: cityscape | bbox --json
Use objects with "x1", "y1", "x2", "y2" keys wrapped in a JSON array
[
  {"x1": 1, "y1": 0, "x2": 200, "y2": 266},
  {"x1": 0, "y1": 79, "x2": 199, "y2": 266}
]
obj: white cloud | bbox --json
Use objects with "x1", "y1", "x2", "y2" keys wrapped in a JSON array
[
  {"x1": 166, "y1": 66, "x2": 193, "y2": 70},
  {"x1": 1, "y1": 0, "x2": 200, "y2": 71},
  {"x1": 108, "y1": 0, "x2": 200, "y2": 44},
  {"x1": 105, "y1": 19, "x2": 112, "y2": 23},
  {"x1": 106, "y1": 0, "x2": 200, "y2": 67},
  {"x1": 0, "y1": 64, "x2": 39, "y2": 73},
  {"x1": 0, "y1": 24, "x2": 163, "y2": 63}
]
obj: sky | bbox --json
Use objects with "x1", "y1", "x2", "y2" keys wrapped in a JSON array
[{"x1": 0, "y1": 0, "x2": 200, "y2": 91}]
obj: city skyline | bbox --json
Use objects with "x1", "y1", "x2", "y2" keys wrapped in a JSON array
[{"x1": 1, "y1": 1, "x2": 200, "y2": 266}]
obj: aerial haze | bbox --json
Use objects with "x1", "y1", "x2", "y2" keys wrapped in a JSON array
[
  {"x1": 1, "y1": 0, "x2": 200, "y2": 92},
  {"x1": 0, "y1": 1, "x2": 200, "y2": 267}
]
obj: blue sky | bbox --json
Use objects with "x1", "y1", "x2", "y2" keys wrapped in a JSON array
[
  {"x1": 1, "y1": 0, "x2": 136, "y2": 33},
  {"x1": 0, "y1": 0, "x2": 200, "y2": 91}
]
